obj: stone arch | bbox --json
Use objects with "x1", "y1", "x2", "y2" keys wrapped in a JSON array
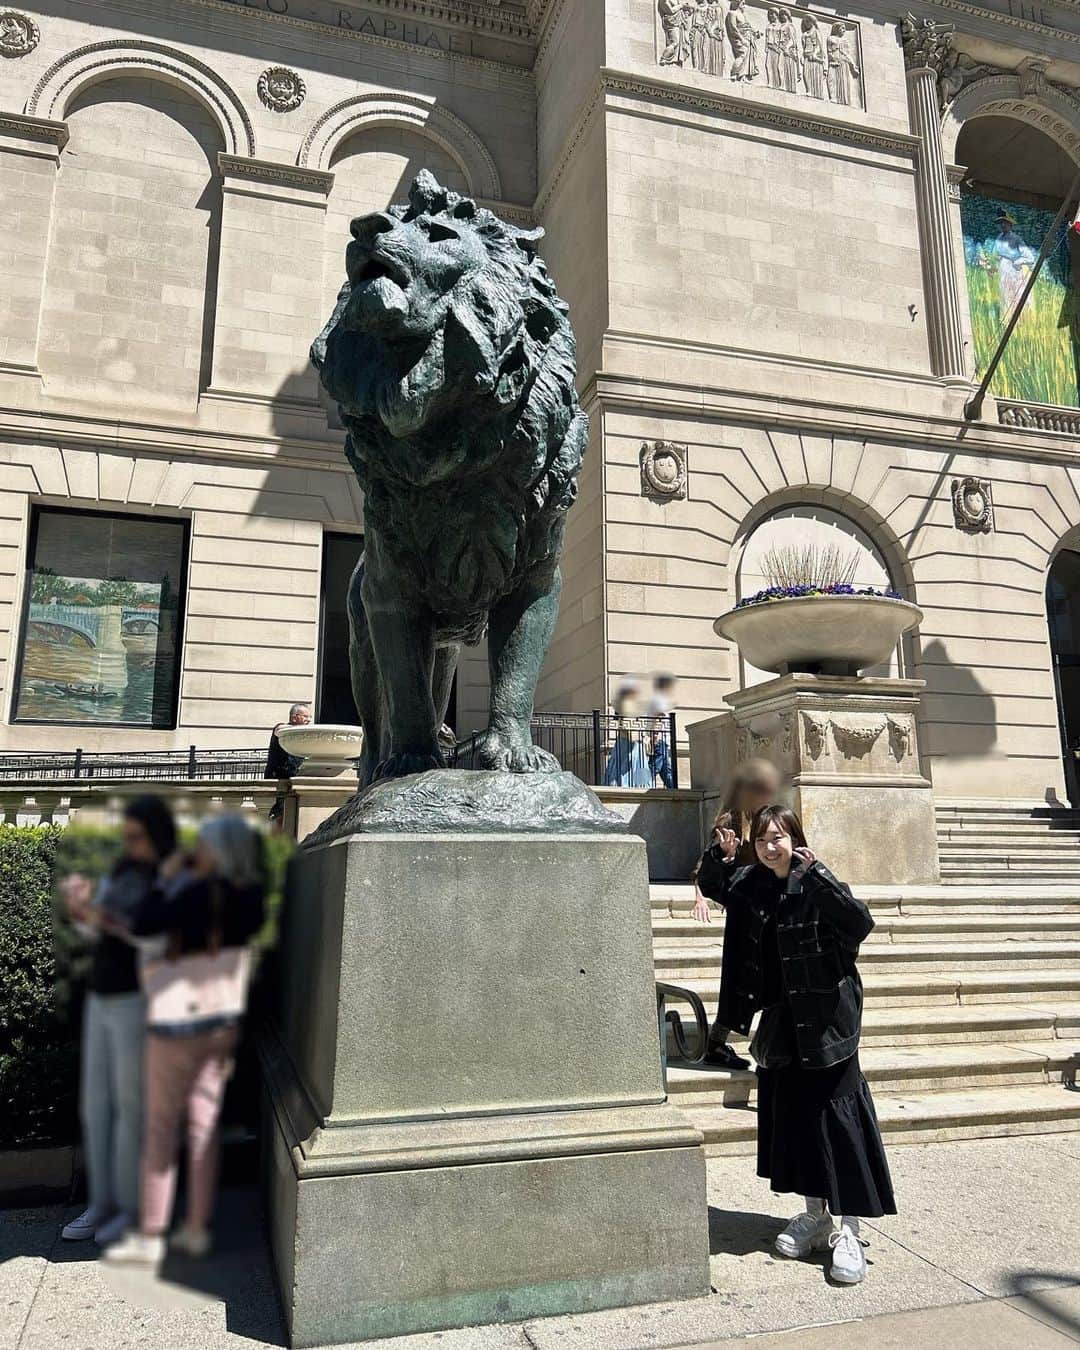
[
  {"x1": 299, "y1": 91, "x2": 501, "y2": 200},
  {"x1": 26, "y1": 39, "x2": 255, "y2": 158},
  {"x1": 942, "y1": 73, "x2": 1080, "y2": 170}
]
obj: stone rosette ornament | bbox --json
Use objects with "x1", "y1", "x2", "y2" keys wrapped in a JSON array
[
  {"x1": 641, "y1": 440, "x2": 687, "y2": 499},
  {"x1": 951, "y1": 476, "x2": 993, "y2": 533},
  {"x1": 0, "y1": 11, "x2": 39, "y2": 57},
  {"x1": 258, "y1": 65, "x2": 306, "y2": 113}
]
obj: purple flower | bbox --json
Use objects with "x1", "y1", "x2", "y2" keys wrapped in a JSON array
[{"x1": 735, "y1": 584, "x2": 905, "y2": 610}]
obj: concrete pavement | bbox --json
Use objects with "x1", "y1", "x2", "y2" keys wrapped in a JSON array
[{"x1": 3, "y1": 1132, "x2": 1078, "y2": 1349}]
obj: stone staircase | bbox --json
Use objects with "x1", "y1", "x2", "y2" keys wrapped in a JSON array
[{"x1": 653, "y1": 802, "x2": 1080, "y2": 1156}]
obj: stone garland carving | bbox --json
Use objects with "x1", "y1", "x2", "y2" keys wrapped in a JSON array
[
  {"x1": 801, "y1": 712, "x2": 829, "y2": 760},
  {"x1": 657, "y1": 0, "x2": 862, "y2": 110},
  {"x1": 886, "y1": 714, "x2": 914, "y2": 762},
  {"x1": 258, "y1": 66, "x2": 306, "y2": 113},
  {"x1": 0, "y1": 10, "x2": 38, "y2": 57},
  {"x1": 830, "y1": 716, "x2": 886, "y2": 759},
  {"x1": 640, "y1": 441, "x2": 688, "y2": 499},
  {"x1": 951, "y1": 476, "x2": 993, "y2": 533}
]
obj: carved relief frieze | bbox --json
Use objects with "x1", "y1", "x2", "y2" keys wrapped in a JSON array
[
  {"x1": 656, "y1": 0, "x2": 863, "y2": 111},
  {"x1": 640, "y1": 441, "x2": 688, "y2": 499},
  {"x1": 951, "y1": 476, "x2": 993, "y2": 532},
  {"x1": 830, "y1": 716, "x2": 886, "y2": 758},
  {"x1": 0, "y1": 10, "x2": 38, "y2": 57}
]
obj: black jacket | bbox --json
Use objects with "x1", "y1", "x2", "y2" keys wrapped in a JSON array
[
  {"x1": 696, "y1": 849, "x2": 874, "y2": 1068},
  {"x1": 130, "y1": 875, "x2": 265, "y2": 956}
]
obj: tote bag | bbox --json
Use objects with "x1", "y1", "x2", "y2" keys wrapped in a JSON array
[{"x1": 141, "y1": 944, "x2": 252, "y2": 1033}]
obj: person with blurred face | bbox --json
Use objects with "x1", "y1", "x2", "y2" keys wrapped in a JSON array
[
  {"x1": 696, "y1": 804, "x2": 895, "y2": 1286},
  {"x1": 103, "y1": 815, "x2": 265, "y2": 1267},
  {"x1": 59, "y1": 796, "x2": 177, "y2": 1247},
  {"x1": 691, "y1": 759, "x2": 782, "y2": 1070},
  {"x1": 266, "y1": 702, "x2": 311, "y2": 827}
]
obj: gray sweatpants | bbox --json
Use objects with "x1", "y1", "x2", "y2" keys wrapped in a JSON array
[{"x1": 80, "y1": 991, "x2": 145, "y2": 1217}]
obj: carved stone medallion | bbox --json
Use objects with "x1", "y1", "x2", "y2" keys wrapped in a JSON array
[
  {"x1": 0, "y1": 11, "x2": 39, "y2": 57},
  {"x1": 258, "y1": 66, "x2": 306, "y2": 113},
  {"x1": 951, "y1": 477, "x2": 993, "y2": 533},
  {"x1": 641, "y1": 441, "x2": 688, "y2": 500}
]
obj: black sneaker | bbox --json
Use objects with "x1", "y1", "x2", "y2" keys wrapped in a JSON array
[{"x1": 703, "y1": 1043, "x2": 750, "y2": 1071}]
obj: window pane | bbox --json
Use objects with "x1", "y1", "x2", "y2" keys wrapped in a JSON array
[
  {"x1": 14, "y1": 509, "x2": 187, "y2": 728},
  {"x1": 318, "y1": 533, "x2": 364, "y2": 724}
]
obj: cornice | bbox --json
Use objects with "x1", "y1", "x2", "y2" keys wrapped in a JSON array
[
  {"x1": 600, "y1": 71, "x2": 921, "y2": 159},
  {"x1": 0, "y1": 112, "x2": 68, "y2": 149},
  {"x1": 218, "y1": 153, "x2": 335, "y2": 196},
  {"x1": 180, "y1": 0, "x2": 536, "y2": 60},
  {"x1": 929, "y1": 0, "x2": 1080, "y2": 45}
]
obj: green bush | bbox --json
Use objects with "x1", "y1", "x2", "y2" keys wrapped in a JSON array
[{"x1": 0, "y1": 821, "x2": 292, "y2": 1152}]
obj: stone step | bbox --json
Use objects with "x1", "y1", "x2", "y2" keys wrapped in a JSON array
[
  {"x1": 654, "y1": 940, "x2": 1080, "y2": 978},
  {"x1": 652, "y1": 913, "x2": 1080, "y2": 943},
  {"x1": 649, "y1": 884, "x2": 1080, "y2": 916},
  {"x1": 663, "y1": 1040, "x2": 1076, "y2": 1107},
  {"x1": 940, "y1": 863, "x2": 1080, "y2": 879},
  {"x1": 935, "y1": 804, "x2": 1080, "y2": 821},
  {"x1": 657, "y1": 967, "x2": 1080, "y2": 1009},
  {"x1": 681, "y1": 1083, "x2": 1080, "y2": 1156}
]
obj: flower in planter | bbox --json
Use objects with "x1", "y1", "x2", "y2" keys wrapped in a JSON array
[
  {"x1": 735, "y1": 543, "x2": 903, "y2": 608},
  {"x1": 735, "y1": 582, "x2": 904, "y2": 609}
]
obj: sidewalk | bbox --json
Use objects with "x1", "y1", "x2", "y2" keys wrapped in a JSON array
[{"x1": 3, "y1": 1131, "x2": 1078, "y2": 1349}]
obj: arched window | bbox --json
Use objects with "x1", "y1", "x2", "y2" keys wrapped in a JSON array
[
  {"x1": 38, "y1": 76, "x2": 224, "y2": 411},
  {"x1": 736, "y1": 504, "x2": 898, "y2": 686}
]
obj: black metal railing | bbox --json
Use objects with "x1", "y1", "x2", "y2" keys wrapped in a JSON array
[
  {"x1": 449, "y1": 711, "x2": 679, "y2": 789},
  {"x1": 0, "y1": 746, "x2": 266, "y2": 782}
]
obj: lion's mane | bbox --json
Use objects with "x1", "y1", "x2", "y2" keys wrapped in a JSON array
[{"x1": 313, "y1": 172, "x2": 588, "y2": 623}]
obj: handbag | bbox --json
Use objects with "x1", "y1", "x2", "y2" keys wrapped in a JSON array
[
  {"x1": 140, "y1": 879, "x2": 252, "y2": 1033},
  {"x1": 749, "y1": 1003, "x2": 795, "y2": 1070}
]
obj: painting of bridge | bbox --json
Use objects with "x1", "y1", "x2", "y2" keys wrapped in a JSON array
[{"x1": 16, "y1": 574, "x2": 175, "y2": 724}]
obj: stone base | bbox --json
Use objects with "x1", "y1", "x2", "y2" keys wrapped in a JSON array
[
  {"x1": 723, "y1": 674, "x2": 940, "y2": 885},
  {"x1": 264, "y1": 830, "x2": 710, "y2": 1345}
]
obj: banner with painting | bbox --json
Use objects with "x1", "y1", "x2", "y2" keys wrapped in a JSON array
[
  {"x1": 960, "y1": 190, "x2": 1080, "y2": 409},
  {"x1": 14, "y1": 509, "x2": 187, "y2": 727}
]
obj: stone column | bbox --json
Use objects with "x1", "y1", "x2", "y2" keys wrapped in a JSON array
[
  {"x1": 0, "y1": 113, "x2": 68, "y2": 385},
  {"x1": 901, "y1": 20, "x2": 967, "y2": 382}
]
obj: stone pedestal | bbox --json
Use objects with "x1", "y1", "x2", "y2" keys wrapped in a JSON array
[
  {"x1": 279, "y1": 775, "x2": 358, "y2": 841},
  {"x1": 724, "y1": 675, "x2": 939, "y2": 884},
  {"x1": 263, "y1": 830, "x2": 710, "y2": 1346}
]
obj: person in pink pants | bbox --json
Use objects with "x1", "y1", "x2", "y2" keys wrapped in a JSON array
[{"x1": 104, "y1": 815, "x2": 265, "y2": 1266}]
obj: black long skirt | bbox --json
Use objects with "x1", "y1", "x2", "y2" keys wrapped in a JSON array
[{"x1": 756, "y1": 1052, "x2": 896, "y2": 1218}]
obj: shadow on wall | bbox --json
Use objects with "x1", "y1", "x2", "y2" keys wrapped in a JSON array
[{"x1": 916, "y1": 636, "x2": 999, "y2": 765}]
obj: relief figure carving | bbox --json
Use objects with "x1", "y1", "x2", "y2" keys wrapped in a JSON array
[
  {"x1": 826, "y1": 24, "x2": 860, "y2": 106},
  {"x1": 802, "y1": 712, "x2": 829, "y2": 760},
  {"x1": 886, "y1": 714, "x2": 915, "y2": 762}
]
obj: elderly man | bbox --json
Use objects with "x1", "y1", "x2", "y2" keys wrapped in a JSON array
[{"x1": 266, "y1": 703, "x2": 311, "y2": 826}]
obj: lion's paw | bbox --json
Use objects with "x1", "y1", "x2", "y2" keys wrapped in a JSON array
[
  {"x1": 477, "y1": 734, "x2": 560, "y2": 774},
  {"x1": 372, "y1": 750, "x2": 445, "y2": 782}
]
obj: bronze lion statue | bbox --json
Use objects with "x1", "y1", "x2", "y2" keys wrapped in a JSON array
[{"x1": 312, "y1": 171, "x2": 588, "y2": 787}]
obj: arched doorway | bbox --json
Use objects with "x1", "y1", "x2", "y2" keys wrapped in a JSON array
[
  {"x1": 955, "y1": 114, "x2": 1080, "y2": 408},
  {"x1": 736, "y1": 503, "x2": 901, "y2": 688},
  {"x1": 1047, "y1": 548, "x2": 1080, "y2": 804}
]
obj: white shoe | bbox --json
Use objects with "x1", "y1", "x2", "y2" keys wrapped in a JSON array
[
  {"x1": 774, "y1": 1209, "x2": 835, "y2": 1258},
  {"x1": 61, "y1": 1207, "x2": 111, "y2": 1241},
  {"x1": 169, "y1": 1226, "x2": 212, "y2": 1258},
  {"x1": 101, "y1": 1232, "x2": 165, "y2": 1267},
  {"x1": 829, "y1": 1223, "x2": 867, "y2": 1284},
  {"x1": 94, "y1": 1211, "x2": 134, "y2": 1247}
]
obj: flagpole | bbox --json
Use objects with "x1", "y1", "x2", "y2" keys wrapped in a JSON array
[{"x1": 963, "y1": 171, "x2": 1080, "y2": 423}]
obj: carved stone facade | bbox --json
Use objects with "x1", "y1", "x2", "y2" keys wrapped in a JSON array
[
  {"x1": 257, "y1": 65, "x2": 306, "y2": 113},
  {"x1": 640, "y1": 441, "x2": 688, "y2": 499},
  {"x1": 0, "y1": 11, "x2": 38, "y2": 57},
  {"x1": 951, "y1": 477, "x2": 994, "y2": 533}
]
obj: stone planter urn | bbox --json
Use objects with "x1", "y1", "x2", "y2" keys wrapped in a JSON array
[
  {"x1": 714, "y1": 594, "x2": 923, "y2": 676},
  {"x1": 276, "y1": 723, "x2": 363, "y2": 777}
]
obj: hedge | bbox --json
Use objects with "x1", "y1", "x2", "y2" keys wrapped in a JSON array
[{"x1": 0, "y1": 822, "x2": 291, "y2": 1152}]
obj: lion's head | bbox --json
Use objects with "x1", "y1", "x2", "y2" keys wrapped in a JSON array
[{"x1": 312, "y1": 171, "x2": 576, "y2": 443}]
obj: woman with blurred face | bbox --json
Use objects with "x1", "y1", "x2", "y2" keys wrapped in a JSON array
[
  {"x1": 59, "y1": 796, "x2": 177, "y2": 1248},
  {"x1": 696, "y1": 804, "x2": 895, "y2": 1285}
]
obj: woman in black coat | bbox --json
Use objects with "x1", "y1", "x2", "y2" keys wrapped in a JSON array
[{"x1": 696, "y1": 803, "x2": 895, "y2": 1285}]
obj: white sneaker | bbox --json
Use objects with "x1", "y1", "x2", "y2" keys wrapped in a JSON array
[
  {"x1": 774, "y1": 1210, "x2": 835, "y2": 1258},
  {"x1": 61, "y1": 1207, "x2": 111, "y2": 1241},
  {"x1": 169, "y1": 1226, "x2": 212, "y2": 1258},
  {"x1": 829, "y1": 1223, "x2": 867, "y2": 1284},
  {"x1": 94, "y1": 1211, "x2": 134, "y2": 1247},
  {"x1": 101, "y1": 1232, "x2": 165, "y2": 1267}
]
